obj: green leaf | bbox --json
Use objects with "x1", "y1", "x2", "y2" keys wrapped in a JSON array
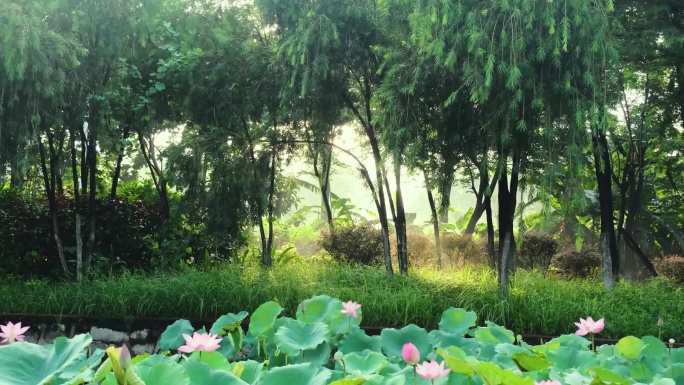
[
  {"x1": 187, "y1": 351, "x2": 231, "y2": 371},
  {"x1": 547, "y1": 347, "x2": 599, "y2": 370},
  {"x1": 472, "y1": 322, "x2": 515, "y2": 344},
  {"x1": 381, "y1": 324, "x2": 432, "y2": 361},
  {"x1": 211, "y1": 311, "x2": 248, "y2": 336},
  {"x1": 342, "y1": 351, "x2": 387, "y2": 375},
  {"x1": 274, "y1": 320, "x2": 330, "y2": 356},
  {"x1": 135, "y1": 362, "x2": 190, "y2": 385},
  {"x1": 182, "y1": 360, "x2": 248, "y2": 385},
  {"x1": 439, "y1": 308, "x2": 477, "y2": 336},
  {"x1": 248, "y1": 301, "x2": 282, "y2": 337},
  {"x1": 615, "y1": 336, "x2": 645, "y2": 360},
  {"x1": 338, "y1": 328, "x2": 382, "y2": 354},
  {"x1": 258, "y1": 363, "x2": 331, "y2": 385},
  {"x1": 437, "y1": 347, "x2": 475, "y2": 377},
  {"x1": 0, "y1": 334, "x2": 92, "y2": 385},
  {"x1": 154, "y1": 81, "x2": 166, "y2": 91},
  {"x1": 159, "y1": 320, "x2": 194, "y2": 351}
]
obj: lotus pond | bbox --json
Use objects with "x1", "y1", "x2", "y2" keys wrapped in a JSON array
[{"x1": 0, "y1": 295, "x2": 681, "y2": 385}]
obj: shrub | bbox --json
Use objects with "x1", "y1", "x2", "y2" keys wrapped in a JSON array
[
  {"x1": 518, "y1": 232, "x2": 558, "y2": 273},
  {"x1": 317, "y1": 222, "x2": 383, "y2": 265},
  {"x1": 552, "y1": 247, "x2": 602, "y2": 278},
  {"x1": 390, "y1": 232, "x2": 436, "y2": 268},
  {"x1": 653, "y1": 255, "x2": 684, "y2": 284},
  {"x1": 441, "y1": 233, "x2": 488, "y2": 267}
]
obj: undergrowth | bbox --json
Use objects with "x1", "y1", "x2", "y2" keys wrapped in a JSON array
[{"x1": 0, "y1": 263, "x2": 681, "y2": 340}]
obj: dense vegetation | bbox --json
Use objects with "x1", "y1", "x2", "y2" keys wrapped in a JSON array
[
  {"x1": 1, "y1": 0, "x2": 683, "y2": 295},
  {"x1": 3, "y1": 264, "x2": 684, "y2": 341}
]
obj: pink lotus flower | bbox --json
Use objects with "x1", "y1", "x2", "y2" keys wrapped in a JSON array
[
  {"x1": 402, "y1": 342, "x2": 420, "y2": 365},
  {"x1": 416, "y1": 360, "x2": 451, "y2": 380},
  {"x1": 535, "y1": 381, "x2": 561, "y2": 385},
  {"x1": 341, "y1": 301, "x2": 361, "y2": 318},
  {"x1": 574, "y1": 317, "x2": 604, "y2": 336},
  {"x1": 177, "y1": 332, "x2": 222, "y2": 353},
  {"x1": 0, "y1": 322, "x2": 29, "y2": 344}
]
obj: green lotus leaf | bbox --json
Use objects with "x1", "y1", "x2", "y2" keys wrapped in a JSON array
[
  {"x1": 587, "y1": 367, "x2": 629, "y2": 385},
  {"x1": 0, "y1": 333, "x2": 92, "y2": 385},
  {"x1": 343, "y1": 351, "x2": 388, "y2": 375},
  {"x1": 562, "y1": 370, "x2": 594, "y2": 385},
  {"x1": 135, "y1": 362, "x2": 190, "y2": 385},
  {"x1": 187, "y1": 350, "x2": 231, "y2": 371},
  {"x1": 437, "y1": 347, "x2": 474, "y2": 377},
  {"x1": 274, "y1": 319, "x2": 330, "y2": 356},
  {"x1": 297, "y1": 295, "x2": 342, "y2": 323},
  {"x1": 545, "y1": 334, "x2": 591, "y2": 351},
  {"x1": 329, "y1": 379, "x2": 366, "y2": 385},
  {"x1": 641, "y1": 336, "x2": 667, "y2": 364},
  {"x1": 258, "y1": 363, "x2": 331, "y2": 385},
  {"x1": 495, "y1": 343, "x2": 552, "y2": 371},
  {"x1": 339, "y1": 328, "x2": 382, "y2": 354},
  {"x1": 216, "y1": 337, "x2": 237, "y2": 360},
  {"x1": 298, "y1": 295, "x2": 362, "y2": 335},
  {"x1": 248, "y1": 301, "x2": 282, "y2": 337},
  {"x1": 472, "y1": 322, "x2": 514, "y2": 344},
  {"x1": 302, "y1": 341, "x2": 333, "y2": 367},
  {"x1": 236, "y1": 360, "x2": 264, "y2": 384},
  {"x1": 211, "y1": 311, "x2": 249, "y2": 336},
  {"x1": 159, "y1": 319, "x2": 194, "y2": 351},
  {"x1": 182, "y1": 360, "x2": 248, "y2": 385},
  {"x1": 627, "y1": 357, "x2": 662, "y2": 382},
  {"x1": 615, "y1": 336, "x2": 645, "y2": 360},
  {"x1": 547, "y1": 346, "x2": 599, "y2": 370},
  {"x1": 671, "y1": 348, "x2": 684, "y2": 365},
  {"x1": 381, "y1": 324, "x2": 432, "y2": 360},
  {"x1": 429, "y1": 330, "x2": 481, "y2": 355},
  {"x1": 439, "y1": 308, "x2": 477, "y2": 336}
]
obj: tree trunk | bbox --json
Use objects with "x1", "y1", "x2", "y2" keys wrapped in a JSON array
[
  {"x1": 497, "y1": 150, "x2": 519, "y2": 296},
  {"x1": 485, "y1": 193, "x2": 496, "y2": 269},
  {"x1": 394, "y1": 159, "x2": 408, "y2": 275},
  {"x1": 438, "y1": 183, "x2": 451, "y2": 223},
  {"x1": 243, "y1": 120, "x2": 269, "y2": 264},
  {"x1": 70, "y1": 125, "x2": 84, "y2": 281},
  {"x1": 264, "y1": 147, "x2": 276, "y2": 267},
  {"x1": 83, "y1": 115, "x2": 98, "y2": 278},
  {"x1": 313, "y1": 144, "x2": 334, "y2": 228},
  {"x1": 9, "y1": 156, "x2": 22, "y2": 188},
  {"x1": 424, "y1": 171, "x2": 442, "y2": 266},
  {"x1": 592, "y1": 130, "x2": 619, "y2": 290},
  {"x1": 111, "y1": 124, "x2": 130, "y2": 198},
  {"x1": 38, "y1": 141, "x2": 72, "y2": 279}
]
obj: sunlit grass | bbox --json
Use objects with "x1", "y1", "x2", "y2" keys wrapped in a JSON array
[{"x1": 1, "y1": 263, "x2": 682, "y2": 340}]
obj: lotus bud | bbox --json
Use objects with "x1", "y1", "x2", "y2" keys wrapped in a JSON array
[
  {"x1": 658, "y1": 317, "x2": 664, "y2": 327},
  {"x1": 402, "y1": 343, "x2": 420, "y2": 366},
  {"x1": 334, "y1": 351, "x2": 344, "y2": 361}
]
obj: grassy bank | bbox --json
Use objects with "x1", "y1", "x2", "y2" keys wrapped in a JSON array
[{"x1": 1, "y1": 263, "x2": 682, "y2": 340}]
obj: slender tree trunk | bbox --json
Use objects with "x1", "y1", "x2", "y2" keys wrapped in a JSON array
[
  {"x1": 485, "y1": 193, "x2": 496, "y2": 269},
  {"x1": 593, "y1": 130, "x2": 620, "y2": 290},
  {"x1": 111, "y1": 124, "x2": 130, "y2": 198},
  {"x1": 264, "y1": 147, "x2": 276, "y2": 267},
  {"x1": 321, "y1": 146, "x2": 334, "y2": 227},
  {"x1": 9, "y1": 156, "x2": 22, "y2": 188},
  {"x1": 83, "y1": 116, "x2": 98, "y2": 278},
  {"x1": 242, "y1": 120, "x2": 269, "y2": 263},
  {"x1": 394, "y1": 160, "x2": 408, "y2": 275},
  {"x1": 69, "y1": 125, "x2": 84, "y2": 281},
  {"x1": 424, "y1": 171, "x2": 442, "y2": 266},
  {"x1": 39, "y1": 141, "x2": 72, "y2": 279}
]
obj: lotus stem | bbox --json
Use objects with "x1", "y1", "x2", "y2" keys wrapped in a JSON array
[{"x1": 413, "y1": 366, "x2": 417, "y2": 385}]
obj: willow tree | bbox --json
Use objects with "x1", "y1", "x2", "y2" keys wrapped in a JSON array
[{"x1": 411, "y1": 0, "x2": 620, "y2": 292}]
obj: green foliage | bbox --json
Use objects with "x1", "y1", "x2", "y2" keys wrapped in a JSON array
[
  {"x1": 441, "y1": 234, "x2": 489, "y2": 267},
  {"x1": 518, "y1": 233, "x2": 559, "y2": 273},
  {"x1": 553, "y1": 247, "x2": 602, "y2": 279},
  {"x1": 317, "y1": 222, "x2": 383, "y2": 266},
  {"x1": 3, "y1": 265, "x2": 684, "y2": 341},
  {"x1": 653, "y1": 256, "x2": 684, "y2": 284}
]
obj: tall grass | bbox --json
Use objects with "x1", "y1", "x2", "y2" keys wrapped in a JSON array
[{"x1": 1, "y1": 263, "x2": 682, "y2": 340}]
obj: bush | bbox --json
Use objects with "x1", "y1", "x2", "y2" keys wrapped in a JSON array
[
  {"x1": 441, "y1": 233, "x2": 488, "y2": 267},
  {"x1": 317, "y1": 222, "x2": 383, "y2": 265},
  {"x1": 518, "y1": 232, "x2": 558, "y2": 273},
  {"x1": 653, "y1": 255, "x2": 684, "y2": 284},
  {"x1": 552, "y1": 247, "x2": 602, "y2": 278},
  {"x1": 390, "y1": 232, "x2": 436, "y2": 268}
]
